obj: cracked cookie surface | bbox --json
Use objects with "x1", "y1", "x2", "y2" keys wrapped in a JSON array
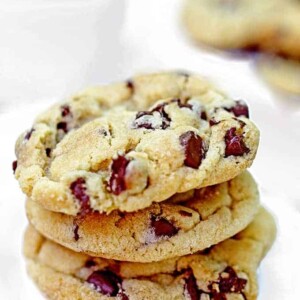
[
  {"x1": 15, "y1": 72, "x2": 259, "y2": 215},
  {"x1": 24, "y1": 207, "x2": 276, "y2": 300},
  {"x1": 26, "y1": 171, "x2": 259, "y2": 262}
]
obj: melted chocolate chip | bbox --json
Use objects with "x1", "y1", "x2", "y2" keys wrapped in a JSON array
[
  {"x1": 134, "y1": 112, "x2": 155, "y2": 130},
  {"x1": 208, "y1": 267, "x2": 247, "y2": 297},
  {"x1": 181, "y1": 266, "x2": 248, "y2": 299},
  {"x1": 184, "y1": 270, "x2": 199, "y2": 300},
  {"x1": 224, "y1": 128, "x2": 250, "y2": 157},
  {"x1": 12, "y1": 160, "x2": 18, "y2": 174},
  {"x1": 61, "y1": 105, "x2": 71, "y2": 117},
  {"x1": 226, "y1": 101, "x2": 249, "y2": 118},
  {"x1": 150, "y1": 215, "x2": 178, "y2": 237},
  {"x1": 108, "y1": 155, "x2": 130, "y2": 195},
  {"x1": 57, "y1": 121, "x2": 68, "y2": 133},
  {"x1": 87, "y1": 270, "x2": 121, "y2": 296},
  {"x1": 152, "y1": 103, "x2": 165, "y2": 113},
  {"x1": 45, "y1": 148, "x2": 51, "y2": 157},
  {"x1": 134, "y1": 102, "x2": 171, "y2": 130},
  {"x1": 151, "y1": 103, "x2": 168, "y2": 115},
  {"x1": 180, "y1": 131, "x2": 205, "y2": 169},
  {"x1": 179, "y1": 210, "x2": 193, "y2": 217},
  {"x1": 136, "y1": 111, "x2": 150, "y2": 119},
  {"x1": 151, "y1": 103, "x2": 171, "y2": 129},
  {"x1": 24, "y1": 128, "x2": 35, "y2": 141},
  {"x1": 70, "y1": 178, "x2": 91, "y2": 214},
  {"x1": 73, "y1": 224, "x2": 80, "y2": 241},
  {"x1": 218, "y1": 267, "x2": 247, "y2": 294}
]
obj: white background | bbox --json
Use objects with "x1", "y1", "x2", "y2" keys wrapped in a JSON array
[{"x1": 0, "y1": 0, "x2": 299, "y2": 299}]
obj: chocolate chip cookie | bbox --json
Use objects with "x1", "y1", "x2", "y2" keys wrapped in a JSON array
[
  {"x1": 261, "y1": 4, "x2": 300, "y2": 60},
  {"x1": 26, "y1": 171, "x2": 260, "y2": 262},
  {"x1": 24, "y1": 207, "x2": 276, "y2": 300},
  {"x1": 257, "y1": 54, "x2": 300, "y2": 94},
  {"x1": 14, "y1": 73, "x2": 259, "y2": 215},
  {"x1": 182, "y1": 0, "x2": 279, "y2": 50},
  {"x1": 183, "y1": 0, "x2": 300, "y2": 59}
]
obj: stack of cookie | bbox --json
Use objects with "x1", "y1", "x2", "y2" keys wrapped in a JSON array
[
  {"x1": 183, "y1": 0, "x2": 300, "y2": 94},
  {"x1": 14, "y1": 73, "x2": 276, "y2": 299}
]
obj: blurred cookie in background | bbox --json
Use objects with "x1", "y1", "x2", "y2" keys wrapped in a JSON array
[
  {"x1": 182, "y1": 0, "x2": 300, "y2": 95},
  {"x1": 257, "y1": 54, "x2": 300, "y2": 94},
  {"x1": 261, "y1": 5, "x2": 300, "y2": 60},
  {"x1": 182, "y1": 0, "x2": 281, "y2": 51},
  {"x1": 182, "y1": 0, "x2": 300, "y2": 57}
]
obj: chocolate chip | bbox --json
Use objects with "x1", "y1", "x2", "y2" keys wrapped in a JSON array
[
  {"x1": 134, "y1": 112, "x2": 155, "y2": 130},
  {"x1": 87, "y1": 270, "x2": 121, "y2": 296},
  {"x1": 126, "y1": 80, "x2": 134, "y2": 91},
  {"x1": 12, "y1": 160, "x2": 18, "y2": 173},
  {"x1": 150, "y1": 215, "x2": 178, "y2": 237},
  {"x1": 180, "y1": 266, "x2": 247, "y2": 299},
  {"x1": 117, "y1": 291, "x2": 129, "y2": 300},
  {"x1": 151, "y1": 103, "x2": 168, "y2": 116},
  {"x1": 208, "y1": 267, "x2": 247, "y2": 297},
  {"x1": 184, "y1": 270, "x2": 199, "y2": 300},
  {"x1": 151, "y1": 103, "x2": 171, "y2": 129},
  {"x1": 73, "y1": 224, "x2": 80, "y2": 241},
  {"x1": 179, "y1": 210, "x2": 193, "y2": 217},
  {"x1": 45, "y1": 148, "x2": 51, "y2": 157},
  {"x1": 24, "y1": 128, "x2": 35, "y2": 141},
  {"x1": 209, "y1": 119, "x2": 220, "y2": 126},
  {"x1": 211, "y1": 293, "x2": 227, "y2": 300},
  {"x1": 118, "y1": 211, "x2": 126, "y2": 219},
  {"x1": 136, "y1": 111, "x2": 150, "y2": 119},
  {"x1": 180, "y1": 131, "x2": 205, "y2": 169},
  {"x1": 99, "y1": 128, "x2": 108, "y2": 136},
  {"x1": 108, "y1": 155, "x2": 130, "y2": 195},
  {"x1": 226, "y1": 101, "x2": 249, "y2": 118},
  {"x1": 134, "y1": 102, "x2": 171, "y2": 130},
  {"x1": 57, "y1": 121, "x2": 68, "y2": 133},
  {"x1": 70, "y1": 178, "x2": 91, "y2": 214},
  {"x1": 171, "y1": 98, "x2": 193, "y2": 110},
  {"x1": 61, "y1": 105, "x2": 71, "y2": 117},
  {"x1": 200, "y1": 111, "x2": 207, "y2": 120},
  {"x1": 85, "y1": 260, "x2": 97, "y2": 268},
  {"x1": 224, "y1": 128, "x2": 250, "y2": 157},
  {"x1": 218, "y1": 267, "x2": 247, "y2": 293}
]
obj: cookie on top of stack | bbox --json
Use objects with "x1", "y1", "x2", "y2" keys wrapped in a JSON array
[
  {"x1": 183, "y1": 0, "x2": 300, "y2": 94},
  {"x1": 14, "y1": 72, "x2": 275, "y2": 299}
]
